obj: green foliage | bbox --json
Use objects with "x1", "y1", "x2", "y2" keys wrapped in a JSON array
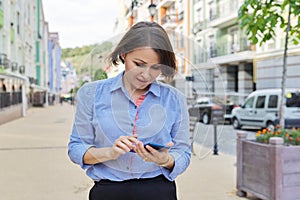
[
  {"x1": 62, "y1": 42, "x2": 113, "y2": 58},
  {"x1": 93, "y1": 68, "x2": 108, "y2": 81},
  {"x1": 61, "y1": 42, "x2": 113, "y2": 77},
  {"x1": 238, "y1": 0, "x2": 300, "y2": 46}
]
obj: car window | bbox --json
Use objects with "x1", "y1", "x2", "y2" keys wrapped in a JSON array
[
  {"x1": 256, "y1": 96, "x2": 266, "y2": 109},
  {"x1": 268, "y1": 95, "x2": 278, "y2": 108},
  {"x1": 286, "y1": 92, "x2": 300, "y2": 107},
  {"x1": 243, "y1": 96, "x2": 254, "y2": 108}
]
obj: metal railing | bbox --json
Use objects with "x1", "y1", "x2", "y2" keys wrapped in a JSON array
[{"x1": 0, "y1": 91, "x2": 22, "y2": 109}]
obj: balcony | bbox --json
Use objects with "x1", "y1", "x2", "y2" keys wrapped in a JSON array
[
  {"x1": 156, "y1": 0, "x2": 176, "y2": 8},
  {"x1": 212, "y1": 38, "x2": 255, "y2": 65},
  {"x1": 217, "y1": 37, "x2": 252, "y2": 56},
  {"x1": 193, "y1": 21, "x2": 204, "y2": 35},
  {"x1": 161, "y1": 14, "x2": 177, "y2": 30},
  {"x1": 209, "y1": 0, "x2": 242, "y2": 28}
]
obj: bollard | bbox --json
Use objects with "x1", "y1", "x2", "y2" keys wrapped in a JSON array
[{"x1": 213, "y1": 116, "x2": 218, "y2": 155}]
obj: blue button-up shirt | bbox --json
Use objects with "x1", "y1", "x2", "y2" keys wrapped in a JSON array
[{"x1": 68, "y1": 72, "x2": 191, "y2": 181}]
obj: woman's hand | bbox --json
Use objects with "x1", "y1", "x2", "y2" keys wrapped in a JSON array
[
  {"x1": 134, "y1": 141, "x2": 174, "y2": 168},
  {"x1": 83, "y1": 135, "x2": 138, "y2": 164},
  {"x1": 110, "y1": 135, "x2": 139, "y2": 159}
]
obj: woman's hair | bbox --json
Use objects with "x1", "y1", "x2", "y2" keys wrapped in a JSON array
[{"x1": 108, "y1": 21, "x2": 177, "y2": 80}]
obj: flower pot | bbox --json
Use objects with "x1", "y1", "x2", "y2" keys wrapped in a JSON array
[{"x1": 236, "y1": 132, "x2": 300, "y2": 200}]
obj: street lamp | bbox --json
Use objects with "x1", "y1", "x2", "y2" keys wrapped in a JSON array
[{"x1": 148, "y1": 3, "x2": 156, "y2": 22}]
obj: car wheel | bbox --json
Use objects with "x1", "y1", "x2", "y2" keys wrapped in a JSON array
[
  {"x1": 266, "y1": 121, "x2": 275, "y2": 131},
  {"x1": 232, "y1": 117, "x2": 241, "y2": 129},
  {"x1": 202, "y1": 113, "x2": 210, "y2": 124}
]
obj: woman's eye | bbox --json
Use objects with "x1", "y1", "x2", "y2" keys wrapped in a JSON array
[{"x1": 134, "y1": 62, "x2": 145, "y2": 67}]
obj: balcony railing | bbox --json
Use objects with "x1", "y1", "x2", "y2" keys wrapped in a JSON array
[
  {"x1": 216, "y1": 38, "x2": 251, "y2": 56},
  {"x1": 209, "y1": 0, "x2": 242, "y2": 22}
]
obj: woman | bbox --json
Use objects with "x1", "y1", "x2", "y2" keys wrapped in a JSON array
[{"x1": 68, "y1": 21, "x2": 191, "y2": 200}]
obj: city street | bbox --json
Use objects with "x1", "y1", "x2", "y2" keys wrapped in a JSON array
[
  {"x1": 192, "y1": 122, "x2": 258, "y2": 158},
  {"x1": 0, "y1": 104, "x2": 258, "y2": 200}
]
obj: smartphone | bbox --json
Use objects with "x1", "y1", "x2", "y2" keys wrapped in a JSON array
[{"x1": 144, "y1": 142, "x2": 170, "y2": 151}]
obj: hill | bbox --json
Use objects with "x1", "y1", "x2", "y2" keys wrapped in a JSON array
[{"x1": 62, "y1": 41, "x2": 113, "y2": 77}]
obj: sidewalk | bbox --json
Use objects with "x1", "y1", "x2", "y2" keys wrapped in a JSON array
[{"x1": 0, "y1": 104, "x2": 254, "y2": 200}]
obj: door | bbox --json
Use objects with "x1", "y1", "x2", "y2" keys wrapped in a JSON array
[
  {"x1": 239, "y1": 96, "x2": 255, "y2": 126},
  {"x1": 252, "y1": 95, "x2": 267, "y2": 127}
]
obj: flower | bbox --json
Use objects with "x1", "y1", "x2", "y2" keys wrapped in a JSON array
[{"x1": 256, "y1": 127, "x2": 300, "y2": 145}]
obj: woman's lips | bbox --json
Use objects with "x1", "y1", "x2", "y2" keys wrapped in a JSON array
[{"x1": 137, "y1": 78, "x2": 148, "y2": 84}]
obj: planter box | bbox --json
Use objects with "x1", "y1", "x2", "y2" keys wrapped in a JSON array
[{"x1": 236, "y1": 132, "x2": 300, "y2": 200}]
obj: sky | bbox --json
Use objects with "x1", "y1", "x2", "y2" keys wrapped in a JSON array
[{"x1": 42, "y1": 0, "x2": 120, "y2": 49}]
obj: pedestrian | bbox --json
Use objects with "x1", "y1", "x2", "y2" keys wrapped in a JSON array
[
  {"x1": 59, "y1": 95, "x2": 63, "y2": 105},
  {"x1": 68, "y1": 21, "x2": 191, "y2": 200}
]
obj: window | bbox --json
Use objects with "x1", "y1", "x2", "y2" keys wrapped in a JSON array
[
  {"x1": 256, "y1": 96, "x2": 266, "y2": 109},
  {"x1": 27, "y1": 4, "x2": 30, "y2": 25},
  {"x1": 17, "y1": 12, "x2": 20, "y2": 34},
  {"x1": 177, "y1": 0, "x2": 184, "y2": 20},
  {"x1": 177, "y1": 27, "x2": 184, "y2": 49},
  {"x1": 208, "y1": 35, "x2": 216, "y2": 58},
  {"x1": 209, "y1": 1, "x2": 217, "y2": 21},
  {"x1": 229, "y1": 27, "x2": 239, "y2": 53},
  {"x1": 195, "y1": 8, "x2": 202, "y2": 23},
  {"x1": 268, "y1": 95, "x2": 278, "y2": 108},
  {"x1": 244, "y1": 96, "x2": 254, "y2": 109},
  {"x1": 194, "y1": 39, "x2": 203, "y2": 64},
  {"x1": 286, "y1": 92, "x2": 300, "y2": 107}
]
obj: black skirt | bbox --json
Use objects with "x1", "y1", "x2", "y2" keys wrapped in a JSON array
[{"x1": 89, "y1": 175, "x2": 177, "y2": 200}]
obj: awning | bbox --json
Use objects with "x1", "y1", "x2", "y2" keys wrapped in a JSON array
[{"x1": 0, "y1": 71, "x2": 29, "y2": 85}]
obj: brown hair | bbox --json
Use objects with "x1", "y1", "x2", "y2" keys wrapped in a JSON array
[{"x1": 108, "y1": 21, "x2": 177, "y2": 80}]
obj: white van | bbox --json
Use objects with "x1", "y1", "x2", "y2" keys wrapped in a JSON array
[{"x1": 231, "y1": 88, "x2": 300, "y2": 130}]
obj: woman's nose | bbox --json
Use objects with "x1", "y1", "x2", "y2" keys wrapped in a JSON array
[{"x1": 140, "y1": 67, "x2": 152, "y2": 78}]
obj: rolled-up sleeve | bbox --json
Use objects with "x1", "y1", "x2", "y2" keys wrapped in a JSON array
[
  {"x1": 161, "y1": 93, "x2": 191, "y2": 181},
  {"x1": 68, "y1": 82, "x2": 97, "y2": 170}
]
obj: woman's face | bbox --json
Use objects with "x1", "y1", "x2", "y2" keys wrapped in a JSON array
[{"x1": 123, "y1": 48, "x2": 161, "y2": 92}]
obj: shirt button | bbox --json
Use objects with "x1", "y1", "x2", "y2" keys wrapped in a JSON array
[{"x1": 131, "y1": 123, "x2": 134, "y2": 127}]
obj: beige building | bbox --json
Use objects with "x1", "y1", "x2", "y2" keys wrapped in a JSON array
[
  {"x1": 115, "y1": 0, "x2": 300, "y2": 105},
  {"x1": 120, "y1": 0, "x2": 193, "y2": 98},
  {"x1": 0, "y1": 0, "x2": 53, "y2": 124}
]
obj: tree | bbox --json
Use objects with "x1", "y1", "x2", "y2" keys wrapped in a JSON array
[
  {"x1": 238, "y1": 0, "x2": 300, "y2": 128},
  {"x1": 93, "y1": 68, "x2": 108, "y2": 81}
]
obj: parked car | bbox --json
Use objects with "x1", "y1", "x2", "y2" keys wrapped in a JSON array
[
  {"x1": 188, "y1": 97, "x2": 236, "y2": 124},
  {"x1": 231, "y1": 88, "x2": 300, "y2": 130}
]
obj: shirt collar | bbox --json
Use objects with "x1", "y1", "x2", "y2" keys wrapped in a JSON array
[
  {"x1": 110, "y1": 71, "x2": 161, "y2": 97},
  {"x1": 110, "y1": 71, "x2": 124, "y2": 92}
]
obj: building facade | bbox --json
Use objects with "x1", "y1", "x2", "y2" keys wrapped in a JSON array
[
  {"x1": 118, "y1": 0, "x2": 300, "y2": 105},
  {"x1": 122, "y1": 0, "x2": 192, "y2": 97},
  {"x1": 48, "y1": 32, "x2": 62, "y2": 101},
  {"x1": 0, "y1": 0, "x2": 61, "y2": 124}
]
